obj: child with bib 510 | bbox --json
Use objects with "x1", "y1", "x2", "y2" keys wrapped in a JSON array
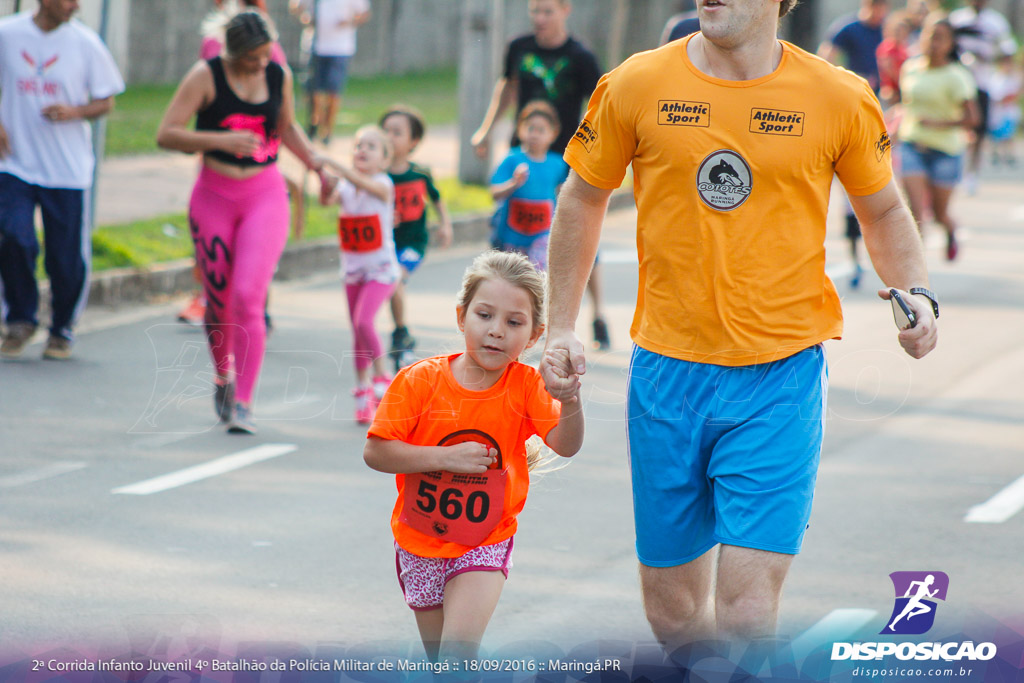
[
  {"x1": 320, "y1": 125, "x2": 398, "y2": 424},
  {"x1": 364, "y1": 250, "x2": 584, "y2": 662}
]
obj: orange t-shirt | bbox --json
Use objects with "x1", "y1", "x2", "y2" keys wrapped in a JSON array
[
  {"x1": 367, "y1": 354, "x2": 561, "y2": 558},
  {"x1": 564, "y1": 36, "x2": 894, "y2": 366}
]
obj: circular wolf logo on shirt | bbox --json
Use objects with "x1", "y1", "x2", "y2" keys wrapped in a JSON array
[{"x1": 696, "y1": 150, "x2": 752, "y2": 211}]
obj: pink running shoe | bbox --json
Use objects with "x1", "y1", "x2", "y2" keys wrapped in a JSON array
[
  {"x1": 371, "y1": 373, "x2": 393, "y2": 408},
  {"x1": 354, "y1": 386, "x2": 375, "y2": 425}
]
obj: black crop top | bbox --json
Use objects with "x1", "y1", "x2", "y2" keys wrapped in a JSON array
[{"x1": 195, "y1": 56, "x2": 284, "y2": 167}]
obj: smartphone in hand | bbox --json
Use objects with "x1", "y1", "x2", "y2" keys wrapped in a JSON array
[{"x1": 890, "y1": 288, "x2": 918, "y2": 330}]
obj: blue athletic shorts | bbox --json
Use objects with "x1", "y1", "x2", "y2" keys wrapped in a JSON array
[
  {"x1": 626, "y1": 344, "x2": 827, "y2": 567},
  {"x1": 899, "y1": 144, "x2": 963, "y2": 188},
  {"x1": 396, "y1": 245, "x2": 424, "y2": 274},
  {"x1": 309, "y1": 55, "x2": 351, "y2": 94}
]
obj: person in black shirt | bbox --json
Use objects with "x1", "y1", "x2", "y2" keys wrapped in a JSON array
[{"x1": 471, "y1": 0, "x2": 610, "y2": 350}]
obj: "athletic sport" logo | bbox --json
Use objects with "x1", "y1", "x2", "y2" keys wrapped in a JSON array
[
  {"x1": 882, "y1": 571, "x2": 949, "y2": 635},
  {"x1": 573, "y1": 119, "x2": 598, "y2": 153},
  {"x1": 657, "y1": 100, "x2": 710, "y2": 127},
  {"x1": 696, "y1": 150, "x2": 752, "y2": 211}
]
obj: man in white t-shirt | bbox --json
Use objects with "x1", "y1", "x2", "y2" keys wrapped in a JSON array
[
  {"x1": 290, "y1": 0, "x2": 370, "y2": 144},
  {"x1": 949, "y1": 0, "x2": 1017, "y2": 190},
  {"x1": 0, "y1": 0, "x2": 125, "y2": 360}
]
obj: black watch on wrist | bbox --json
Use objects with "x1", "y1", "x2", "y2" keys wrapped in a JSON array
[{"x1": 908, "y1": 287, "x2": 939, "y2": 318}]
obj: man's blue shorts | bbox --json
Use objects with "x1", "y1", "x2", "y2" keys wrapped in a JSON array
[
  {"x1": 309, "y1": 55, "x2": 351, "y2": 94},
  {"x1": 625, "y1": 344, "x2": 827, "y2": 567}
]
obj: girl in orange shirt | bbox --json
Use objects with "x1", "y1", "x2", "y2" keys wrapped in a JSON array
[{"x1": 364, "y1": 250, "x2": 584, "y2": 662}]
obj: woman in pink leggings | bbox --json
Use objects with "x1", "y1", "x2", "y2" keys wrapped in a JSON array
[{"x1": 157, "y1": 10, "x2": 325, "y2": 434}]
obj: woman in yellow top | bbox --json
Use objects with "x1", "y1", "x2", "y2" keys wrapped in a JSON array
[{"x1": 897, "y1": 15, "x2": 980, "y2": 261}]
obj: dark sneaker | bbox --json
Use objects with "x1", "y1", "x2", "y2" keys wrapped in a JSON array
[
  {"x1": 593, "y1": 317, "x2": 611, "y2": 351},
  {"x1": 946, "y1": 232, "x2": 959, "y2": 261},
  {"x1": 390, "y1": 326, "x2": 416, "y2": 371},
  {"x1": 42, "y1": 335, "x2": 73, "y2": 360},
  {"x1": 391, "y1": 326, "x2": 415, "y2": 351},
  {"x1": 1, "y1": 322, "x2": 37, "y2": 359},
  {"x1": 214, "y1": 381, "x2": 235, "y2": 423},
  {"x1": 227, "y1": 403, "x2": 256, "y2": 434}
]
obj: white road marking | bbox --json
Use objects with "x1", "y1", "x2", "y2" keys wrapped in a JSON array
[
  {"x1": 112, "y1": 444, "x2": 298, "y2": 496},
  {"x1": 965, "y1": 474, "x2": 1024, "y2": 523},
  {"x1": 0, "y1": 462, "x2": 87, "y2": 489},
  {"x1": 790, "y1": 608, "x2": 878, "y2": 662}
]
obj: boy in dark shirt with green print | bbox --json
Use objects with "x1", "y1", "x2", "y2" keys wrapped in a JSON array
[{"x1": 380, "y1": 105, "x2": 453, "y2": 370}]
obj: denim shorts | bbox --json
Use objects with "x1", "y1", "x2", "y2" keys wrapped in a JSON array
[
  {"x1": 899, "y1": 144, "x2": 964, "y2": 188},
  {"x1": 626, "y1": 344, "x2": 827, "y2": 566},
  {"x1": 309, "y1": 54, "x2": 350, "y2": 94}
]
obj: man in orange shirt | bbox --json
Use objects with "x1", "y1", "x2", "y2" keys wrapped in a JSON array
[{"x1": 542, "y1": 0, "x2": 939, "y2": 648}]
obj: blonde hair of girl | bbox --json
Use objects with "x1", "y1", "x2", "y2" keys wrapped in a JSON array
[{"x1": 456, "y1": 250, "x2": 566, "y2": 473}]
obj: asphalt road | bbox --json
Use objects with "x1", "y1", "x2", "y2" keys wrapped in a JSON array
[{"x1": 2, "y1": 177, "x2": 1022, "y2": 665}]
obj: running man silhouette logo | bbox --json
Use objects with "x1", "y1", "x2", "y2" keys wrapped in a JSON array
[{"x1": 881, "y1": 571, "x2": 949, "y2": 635}]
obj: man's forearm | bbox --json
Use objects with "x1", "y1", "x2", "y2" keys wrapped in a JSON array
[
  {"x1": 78, "y1": 97, "x2": 115, "y2": 120},
  {"x1": 475, "y1": 78, "x2": 514, "y2": 139},
  {"x1": 547, "y1": 172, "x2": 611, "y2": 334},
  {"x1": 856, "y1": 188, "x2": 929, "y2": 290}
]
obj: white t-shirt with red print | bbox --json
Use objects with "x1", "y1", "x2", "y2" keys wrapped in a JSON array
[{"x1": 0, "y1": 12, "x2": 125, "y2": 189}]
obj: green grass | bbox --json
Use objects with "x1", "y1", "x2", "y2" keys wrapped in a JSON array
[
  {"x1": 91, "y1": 214, "x2": 195, "y2": 272},
  {"x1": 104, "y1": 67, "x2": 459, "y2": 157},
  {"x1": 88, "y1": 178, "x2": 494, "y2": 272},
  {"x1": 322, "y1": 67, "x2": 459, "y2": 138}
]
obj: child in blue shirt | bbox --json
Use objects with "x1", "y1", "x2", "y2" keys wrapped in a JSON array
[{"x1": 490, "y1": 100, "x2": 569, "y2": 271}]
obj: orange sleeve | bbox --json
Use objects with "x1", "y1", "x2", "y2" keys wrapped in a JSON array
[
  {"x1": 523, "y1": 369, "x2": 561, "y2": 441},
  {"x1": 835, "y1": 79, "x2": 894, "y2": 197},
  {"x1": 563, "y1": 71, "x2": 638, "y2": 190},
  {"x1": 367, "y1": 365, "x2": 430, "y2": 442}
]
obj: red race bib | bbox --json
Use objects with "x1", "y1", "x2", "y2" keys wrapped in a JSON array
[
  {"x1": 394, "y1": 179, "x2": 427, "y2": 223},
  {"x1": 507, "y1": 198, "x2": 553, "y2": 236},
  {"x1": 399, "y1": 430, "x2": 508, "y2": 546},
  {"x1": 339, "y1": 214, "x2": 383, "y2": 253}
]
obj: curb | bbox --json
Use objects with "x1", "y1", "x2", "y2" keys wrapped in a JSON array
[{"x1": 86, "y1": 190, "x2": 635, "y2": 308}]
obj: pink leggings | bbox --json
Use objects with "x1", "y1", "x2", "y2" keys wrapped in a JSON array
[
  {"x1": 345, "y1": 279, "x2": 395, "y2": 373},
  {"x1": 189, "y1": 165, "x2": 290, "y2": 404}
]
